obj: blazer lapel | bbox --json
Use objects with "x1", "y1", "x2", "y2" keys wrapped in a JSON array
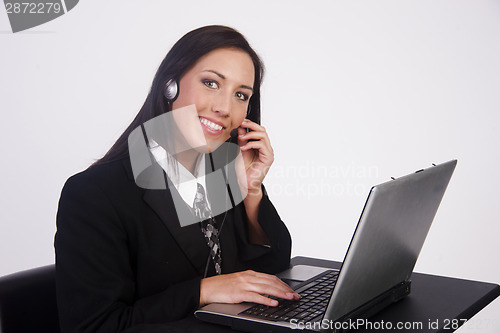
[{"x1": 122, "y1": 157, "x2": 209, "y2": 275}]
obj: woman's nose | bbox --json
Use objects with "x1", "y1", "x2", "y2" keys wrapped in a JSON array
[{"x1": 211, "y1": 92, "x2": 231, "y2": 117}]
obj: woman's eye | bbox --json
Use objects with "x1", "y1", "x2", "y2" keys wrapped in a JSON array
[
  {"x1": 203, "y1": 80, "x2": 218, "y2": 89},
  {"x1": 235, "y1": 92, "x2": 249, "y2": 101}
]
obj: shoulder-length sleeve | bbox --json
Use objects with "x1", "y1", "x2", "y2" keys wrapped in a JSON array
[{"x1": 55, "y1": 171, "x2": 200, "y2": 333}]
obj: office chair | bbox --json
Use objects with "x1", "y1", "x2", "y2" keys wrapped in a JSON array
[{"x1": 0, "y1": 264, "x2": 60, "y2": 333}]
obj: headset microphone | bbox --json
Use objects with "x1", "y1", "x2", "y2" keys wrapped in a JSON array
[{"x1": 230, "y1": 128, "x2": 239, "y2": 139}]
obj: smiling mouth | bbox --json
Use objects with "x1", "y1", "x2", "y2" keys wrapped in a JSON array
[{"x1": 200, "y1": 117, "x2": 224, "y2": 131}]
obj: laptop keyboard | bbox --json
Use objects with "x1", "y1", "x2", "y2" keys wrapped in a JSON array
[{"x1": 240, "y1": 270, "x2": 338, "y2": 323}]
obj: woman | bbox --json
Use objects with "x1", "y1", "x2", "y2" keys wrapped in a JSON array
[{"x1": 55, "y1": 25, "x2": 298, "y2": 332}]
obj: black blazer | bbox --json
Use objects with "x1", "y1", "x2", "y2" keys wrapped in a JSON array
[{"x1": 54, "y1": 155, "x2": 291, "y2": 333}]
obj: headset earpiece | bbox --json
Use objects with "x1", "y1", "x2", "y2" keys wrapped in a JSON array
[{"x1": 164, "y1": 79, "x2": 179, "y2": 102}]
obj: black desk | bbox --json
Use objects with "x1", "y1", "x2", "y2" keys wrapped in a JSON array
[
  {"x1": 288, "y1": 257, "x2": 500, "y2": 333},
  {"x1": 123, "y1": 256, "x2": 500, "y2": 333}
]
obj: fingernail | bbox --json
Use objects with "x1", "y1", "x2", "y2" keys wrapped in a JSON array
[
  {"x1": 271, "y1": 300, "x2": 278, "y2": 306},
  {"x1": 294, "y1": 293, "x2": 301, "y2": 299},
  {"x1": 286, "y1": 293, "x2": 295, "y2": 299}
]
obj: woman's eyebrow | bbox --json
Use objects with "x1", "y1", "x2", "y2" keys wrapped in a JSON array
[
  {"x1": 203, "y1": 69, "x2": 254, "y2": 93},
  {"x1": 204, "y1": 69, "x2": 226, "y2": 80}
]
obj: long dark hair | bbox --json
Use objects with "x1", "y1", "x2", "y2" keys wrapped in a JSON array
[{"x1": 93, "y1": 25, "x2": 264, "y2": 166}]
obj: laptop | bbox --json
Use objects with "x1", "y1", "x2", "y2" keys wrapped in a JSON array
[{"x1": 195, "y1": 160, "x2": 457, "y2": 332}]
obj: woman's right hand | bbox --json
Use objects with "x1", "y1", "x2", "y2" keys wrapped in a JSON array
[{"x1": 199, "y1": 270, "x2": 300, "y2": 307}]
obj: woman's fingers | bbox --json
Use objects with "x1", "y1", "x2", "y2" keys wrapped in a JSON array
[
  {"x1": 238, "y1": 271, "x2": 293, "y2": 295},
  {"x1": 243, "y1": 292, "x2": 280, "y2": 307},
  {"x1": 248, "y1": 282, "x2": 299, "y2": 302},
  {"x1": 200, "y1": 270, "x2": 300, "y2": 307},
  {"x1": 237, "y1": 126, "x2": 247, "y2": 145},
  {"x1": 235, "y1": 120, "x2": 274, "y2": 189},
  {"x1": 240, "y1": 118, "x2": 264, "y2": 131},
  {"x1": 250, "y1": 271, "x2": 294, "y2": 291},
  {"x1": 240, "y1": 141, "x2": 274, "y2": 165},
  {"x1": 238, "y1": 120, "x2": 272, "y2": 145},
  {"x1": 238, "y1": 275, "x2": 300, "y2": 305},
  {"x1": 239, "y1": 131, "x2": 273, "y2": 152}
]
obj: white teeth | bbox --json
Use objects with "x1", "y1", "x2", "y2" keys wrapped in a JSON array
[{"x1": 200, "y1": 118, "x2": 223, "y2": 131}]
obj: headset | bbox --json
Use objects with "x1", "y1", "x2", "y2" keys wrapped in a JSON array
[{"x1": 164, "y1": 78, "x2": 179, "y2": 103}]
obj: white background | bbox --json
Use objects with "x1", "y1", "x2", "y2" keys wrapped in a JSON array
[{"x1": 1, "y1": 0, "x2": 499, "y2": 331}]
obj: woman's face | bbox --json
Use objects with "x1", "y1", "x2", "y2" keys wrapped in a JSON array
[{"x1": 172, "y1": 47, "x2": 255, "y2": 152}]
